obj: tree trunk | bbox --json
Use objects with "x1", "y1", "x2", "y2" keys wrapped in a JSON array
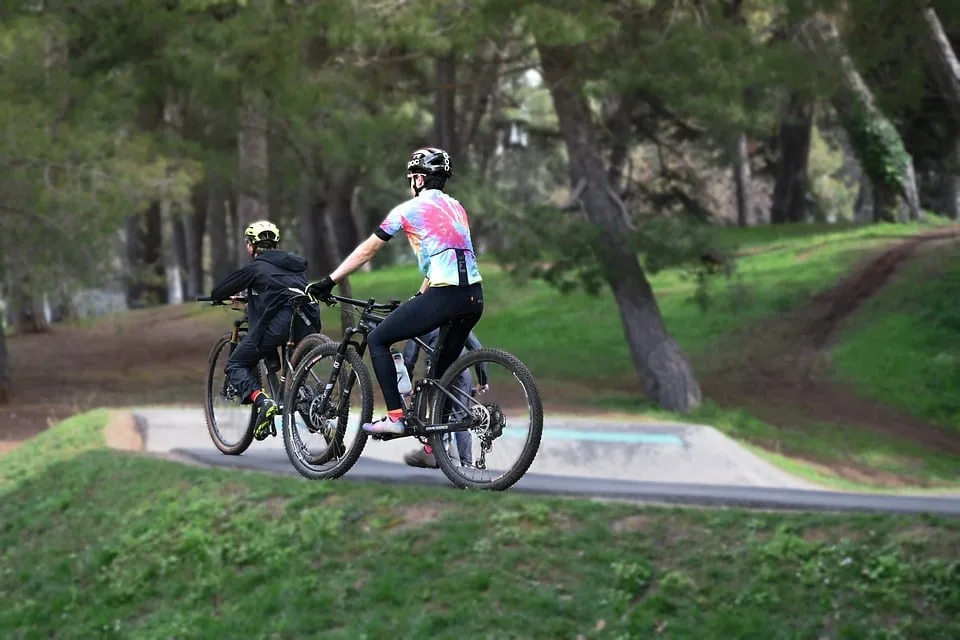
[
  {"x1": 854, "y1": 172, "x2": 874, "y2": 222},
  {"x1": 208, "y1": 178, "x2": 232, "y2": 287},
  {"x1": 11, "y1": 279, "x2": 49, "y2": 334},
  {"x1": 184, "y1": 181, "x2": 208, "y2": 297},
  {"x1": 538, "y1": 44, "x2": 702, "y2": 412},
  {"x1": 236, "y1": 87, "x2": 269, "y2": 266},
  {"x1": 733, "y1": 132, "x2": 754, "y2": 226},
  {"x1": 921, "y1": 6, "x2": 960, "y2": 220},
  {"x1": 124, "y1": 201, "x2": 167, "y2": 307},
  {"x1": 434, "y1": 52, "x2": 460, "y2": 158},
  {"x1": 171, "y1": 212, "x2": 190, "y2": 302},
  {"x1": 321, "y1": 170, "x2": 362, "y2": 332},
  {"x1": 770, "y1": 91, "x2": 813, "y2": 224},
  {"x1": 922, "y1": 6, "x2": 960, "y2": 120},
  {"x1": 297, "y1": 167, "x2": 337, "y2": 280},
  {"x1": 947, "y1": 140, "x2": 960, "y2": 219},
  {"x1": 0, "y1": 328, "x2": 10, "y2": 404},
  {"x1": 125, "y1": 95, "x2": 167, "y2": 308},
  {"x1": 798, "y1": 17, "x2": 921, "y2": 222}
]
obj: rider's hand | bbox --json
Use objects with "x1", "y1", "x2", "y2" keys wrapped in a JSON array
[
  {"x1": 476, "y1": 384, "x2": 490, "y2": 394},
  {"x1": 306, "y1": 275, "x2": 335, "y2": 300}
]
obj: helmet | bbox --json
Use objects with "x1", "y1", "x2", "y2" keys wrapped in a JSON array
[
  {"x1": 244, "y1": 220, "x2": 280, "y2": 245},
  {"x1": 407, "y1": 147, "x2": 452, "y2": 178}
]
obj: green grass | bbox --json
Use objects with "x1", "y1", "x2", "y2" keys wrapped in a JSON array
[
  {"x1": 832, "y1": 243, "x2": 960, "y2": 432},
  {"x1": 339, "y1": 220, "x2": 945, "y2": 384},
  {"x1": 2, "y1": 411, "x2": 960, "y2": 639}
]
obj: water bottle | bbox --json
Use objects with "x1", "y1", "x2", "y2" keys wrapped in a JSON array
[{"x1": 392, "y1": 350, "x2": 412, "y2": 397}]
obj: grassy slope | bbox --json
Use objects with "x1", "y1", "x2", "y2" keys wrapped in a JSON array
[
  {"x1": 2, "y1": 411, "x2": 959, "y2": 639},
  {"x1": 343, "y1": 222, "x2": 938, "y2": 386},
  {"x1": 832, "y1": 243, "x2": 960, "y2": 431}
]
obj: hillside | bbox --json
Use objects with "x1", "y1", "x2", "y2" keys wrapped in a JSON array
[
  {"x1": 2, "y1": 411, "x2": 958, "y2": 638},
  {"x1": 2, "y1": 220, "x2": 959, "y2": 488}
]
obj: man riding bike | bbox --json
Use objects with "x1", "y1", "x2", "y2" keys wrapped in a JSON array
[
  {"x1": 306, "y1": 147, "x2": 483, "y2": 435},
  {"x1": 209, "y1": 220, "x2": 321, "y2": 440}
]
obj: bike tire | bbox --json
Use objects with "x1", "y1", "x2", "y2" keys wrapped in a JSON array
[
  {"x1": 282, "y1": 332, "x2": 338, "y2": 399},
  {"x1": 282, "y1": 341, "x2": 373, "y2": 480},
  {"x1": 429, "y1": 347, "x2": 543, "y2": 491},
  {"x1": 204, "y1": 332, "x2": 256, "y2": 456}
]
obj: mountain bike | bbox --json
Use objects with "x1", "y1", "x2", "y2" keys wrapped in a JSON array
[
  {"x1": 198, "y1": 290, "x2": 334, "y2": 456},
  {"x1": 281, "y1": 292, "x2": 544, "y2": 491}
]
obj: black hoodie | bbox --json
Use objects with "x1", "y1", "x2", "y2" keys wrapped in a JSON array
[{"x1": 209, "y1": 249, "x2": 321, "y2": 347}]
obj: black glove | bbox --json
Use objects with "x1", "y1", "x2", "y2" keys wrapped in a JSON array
[{"x1": 305, "y1": 275, "x2": 336, "y2": 300}]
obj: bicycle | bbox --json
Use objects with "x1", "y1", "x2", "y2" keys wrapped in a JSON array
[
  {"x1": 281, "y1": 292, "x2": 544, "y2": 491},
  {"x1": 198, "y1": 290, "x2": 335, "y2": 456}
]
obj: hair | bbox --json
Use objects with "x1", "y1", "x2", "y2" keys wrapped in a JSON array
[
  {"x1": 250, "y1": 239, "x2": 278, "y2": 254},
  {"x1": 422, "y1": 174, "x2": 447, "y2": 191}
]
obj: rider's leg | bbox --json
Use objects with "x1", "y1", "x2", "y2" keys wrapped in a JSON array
[
  {"x1": 451, "y1": 370, "x2": 474, "y2": 465},
  {"x1": 431, "y1": 284, "x2": 483, "y2": 380},
  {"x1": 225, "y1": 313, "x2": 288, "y2": 439},
  {"x1": 365, "y1": 290, "x2": 457, "y2": 433}
]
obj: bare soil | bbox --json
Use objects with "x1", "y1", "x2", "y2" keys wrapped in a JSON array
[{"x1": 698, "y1": 228, "x2": 960, "y2": 457}]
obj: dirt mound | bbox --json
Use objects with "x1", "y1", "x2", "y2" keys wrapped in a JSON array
[
  {"x1": 1, "y1": 304, "x2": 226, "y2": 449},
  {"x1": 700, "y1": 226, "x2": 960, "y2": 456}
]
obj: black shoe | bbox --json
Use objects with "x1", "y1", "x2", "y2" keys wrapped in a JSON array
[{"x1": 253, "y1": 394, "x2": 279, "y2": 441}]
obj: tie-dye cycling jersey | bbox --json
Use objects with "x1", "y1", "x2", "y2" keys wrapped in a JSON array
[{"x1": 373, "y1": 189, "x2": 483, "y2": 287}]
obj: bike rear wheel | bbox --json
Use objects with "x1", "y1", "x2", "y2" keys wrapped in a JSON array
[
  {"x1": 204, "y1": 332, "x2": 257, "y2": 455},
  {"x1": 428, "y1": 348, "x2": 543, "y2": 491},
  {"x1": 282, "y1": 342, "x2": 373, "y2": 480}
]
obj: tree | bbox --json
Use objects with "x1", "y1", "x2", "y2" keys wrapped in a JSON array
[{"x1": 537, "y1": 42, "x2": 702, "y2": 412}]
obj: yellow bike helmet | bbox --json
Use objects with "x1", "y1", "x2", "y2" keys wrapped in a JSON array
[{"x1": 244, "y1": 220, "x2": 280, "y2": 246}]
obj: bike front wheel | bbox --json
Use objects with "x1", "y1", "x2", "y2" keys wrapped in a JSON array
[
  {"x1": 428, "y1": 347, "x2": 543, "y2": 491},
  {"x1": 282, "y1": 342, "x2": 373, "y2": 480}
]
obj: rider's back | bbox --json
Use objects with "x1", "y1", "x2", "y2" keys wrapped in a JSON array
[{"x1": 379, "y1": 189, "x2": 483, "y2": 287}]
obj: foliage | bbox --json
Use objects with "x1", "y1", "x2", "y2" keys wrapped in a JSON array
[{"x1": 807, "y1": 125, "x2": 858, "y2": 221}]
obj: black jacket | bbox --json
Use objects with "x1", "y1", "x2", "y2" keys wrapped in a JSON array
[{"x1": 210, "y1": 249, "x2": 321, "y2": 347}]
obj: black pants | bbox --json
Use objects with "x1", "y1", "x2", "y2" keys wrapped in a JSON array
[
  {"x1": 368, "y1": 283, "x2": 483, "y2": 411},
  {"x1": 225, "y1": 309, "x2": 291, "y2": 403}
]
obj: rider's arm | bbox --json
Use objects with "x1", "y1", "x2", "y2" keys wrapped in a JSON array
[
  {"x1": 210, "y1": 264, "x2": 255, "y2": 301},
  {"x1": 329, "y1": 234, "x2": 386, "y2": 283},
  {"x1": 418, "y1": 277, "x2": 430, "y2": 294},
  {"x1": 328, "y1": 202, "x2": 409, "y2": 283}
]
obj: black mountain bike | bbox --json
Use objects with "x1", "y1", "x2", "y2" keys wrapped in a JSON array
[
  {"x1": 199, "y1": 290, "x2": 333, "y2": 456},
  {"x1": 281, "y1": 293, "x2": 544, "y2": 491}
]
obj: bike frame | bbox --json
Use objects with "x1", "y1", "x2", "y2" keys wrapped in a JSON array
[
  {"x1": 314, "y1": 293, "x2": 479, "y2": 438},
  {"x1": 198, "y1": 290, "x2": 320, "y2": 408}
]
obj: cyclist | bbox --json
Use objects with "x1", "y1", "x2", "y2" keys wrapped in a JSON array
[
  {"x1": 306, "y1": 147, "x2": 483, "y2": 435},
  {"x1": 209, "y1": 220, "x2": 321, "y2": 440},
  {"x1": 401, "y1": 327, "x2": 488, "y2": 469}
]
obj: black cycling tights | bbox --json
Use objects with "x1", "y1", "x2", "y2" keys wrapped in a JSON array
[{"x1": 368, "y1": 283, "x2": 483, "y2": 412}]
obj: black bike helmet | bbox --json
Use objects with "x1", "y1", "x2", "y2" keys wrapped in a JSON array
[{"x1": 407, "y1": 147, "x2": 452, "y2": 178}]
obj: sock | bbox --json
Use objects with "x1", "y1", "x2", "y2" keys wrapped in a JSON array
[
  {"x1": 424, "y1": 444, "x2": 433, "y2": 455},
  {"x1": 250, "y1": 390, "x2": 262, "y2": 403},
  {"x1": 387, "y1": 409, "x2": 404, "y2": 422}
]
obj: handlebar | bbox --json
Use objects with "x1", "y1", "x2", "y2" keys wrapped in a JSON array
[{"x1": 323, "y1": 293, "x2": 401, "y2": 313}]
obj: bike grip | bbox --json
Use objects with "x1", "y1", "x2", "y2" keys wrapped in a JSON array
[{"x1": 196, "y1": 296, "x2": 214, "y2": 302}]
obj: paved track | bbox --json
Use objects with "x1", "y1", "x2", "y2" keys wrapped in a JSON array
[{"x1": 134, "y1": 407, "x2": 960, "y2": 517}]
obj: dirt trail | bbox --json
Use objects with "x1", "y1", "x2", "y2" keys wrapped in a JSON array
[{"x1": 700, "y1": 227, "x2": 960, "y2": 455}]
